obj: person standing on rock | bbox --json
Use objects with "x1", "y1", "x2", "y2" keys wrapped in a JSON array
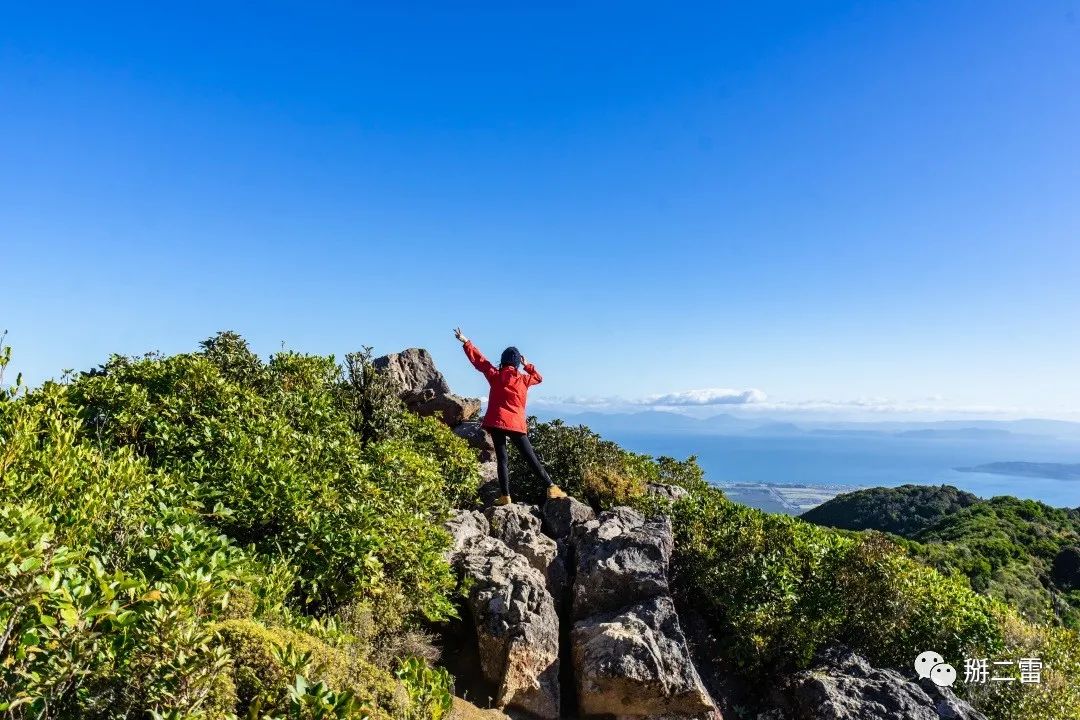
[{"x1": 454, "y1": 327, "x2": 568, "y2": 506}]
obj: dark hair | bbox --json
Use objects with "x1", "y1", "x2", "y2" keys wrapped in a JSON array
[{"x1": 500, "y1": 346, "x2": 522, "y2": 368}]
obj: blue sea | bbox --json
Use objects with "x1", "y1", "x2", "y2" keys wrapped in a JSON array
[{"x1": 599, "y1": 431, "x2": 1080, "y2": 509}]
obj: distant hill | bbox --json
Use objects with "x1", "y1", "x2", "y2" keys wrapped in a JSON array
[
  {"x1": 538, "y1": 411, "x2": 1080, "y2": 441},
  {"x1": 800, "y1": 484, "x2": 980, "y2": 535},
  {"x1": 957, "y1": 461, "x2": 1080, "y2": 481},
  {"x1": 896, "y1": 427, "x2": 1012, "y2": 439}
]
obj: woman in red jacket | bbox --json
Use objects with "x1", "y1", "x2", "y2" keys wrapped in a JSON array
[{"x1": 455, "y1": 327, "x2": 567, "y2": 506}]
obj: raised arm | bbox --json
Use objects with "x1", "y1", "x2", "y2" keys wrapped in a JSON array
[
  {"x1": 520, "y1": 354, "x2": 543, "y2": 387},
  {"x1": 455, "y1": 328, "x2": 498, "y2": 380}
]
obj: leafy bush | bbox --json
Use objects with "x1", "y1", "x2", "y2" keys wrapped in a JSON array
[
  {"x1": 507, "y1": 418, "x2": 707, "y2": 507},
  {"x1": 215, "y1": 618, "x2": 405, "y2": 719},
  {"x1": 395, "y1": 656, "x2": 454, "y2": 720},
  {"x1": 670, "y1": 486, "x2": 1080, "y2": 720},
  {"x1": 806, "y1": 486, "x2": 1080, "y2": 628},
  {"x1": 670, "y1": 487, "x2": 1003, "y2": 672},
  {"x1": 0, "y1": 334, "x2": 477, "y2": 719},
  {"x1": 963, "y1": 609, "x2": 1080, "y2": 720},
  {"x1": 65, "y1": 335, "x2": 474, "y2": 618}
]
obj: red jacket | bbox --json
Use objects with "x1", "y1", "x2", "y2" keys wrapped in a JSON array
[{"x1": 463, "y1": 340, "x2": 541, "y2": 433}]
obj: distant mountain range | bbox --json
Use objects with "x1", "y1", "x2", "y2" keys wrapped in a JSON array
[
  {"x1": 957, "y1": 462, "x2": 1080, "y2": 481},
  {"x1": 534, "y1": 409, "x2": 1080, "y2": 441}
]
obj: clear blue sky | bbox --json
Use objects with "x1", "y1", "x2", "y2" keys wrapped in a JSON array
[{"x1": 3, "y1": 2, "x2": 1079, "y2": 419}]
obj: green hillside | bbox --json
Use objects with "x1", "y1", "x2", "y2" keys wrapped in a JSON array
[
  {"x1": 803, "y1": 487, "x2": 1080, "y2": 628},
  {"x1": 801, "y1": 483, "x2": 981, "y2": 535}
]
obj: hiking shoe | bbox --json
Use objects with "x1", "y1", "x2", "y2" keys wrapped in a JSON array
[
  {"x1": 546, "y1": 485, "x2": 567, "y2": 500},
  {"x1": 494, "y1": 495, "x2": 512, "y2": 506}
]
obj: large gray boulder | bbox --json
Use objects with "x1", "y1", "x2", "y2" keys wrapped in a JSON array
[
  {"x1": 453, "y1": 421, "x2": 496, "y2": 462},
  {"x1": 541, "y1": 495, "x2": 595, "y2": 544},
  {"x1": 572, "y1": 507, "x2": 674, "y2": 619},
  {"x1": 372, "y1": 347, "x2": 451, "y2": 395},
  {"x1": 477, "y1": 462, "x2": 502, "y2": 508},
  {"x1": 485, "y1": 504, "x2": 567, "y2": 598},
  {"x1": 572, "y1": 595, "x2": 717, "y2": 719},
  {"x1": 373, "y1": 348, "x2": 481, "y2": 426},
  {"x1": 647, "y1": 482, "x2": 690, "y2": 502},
  {"x1": 445, "y1": 526, "x2": 560, "y2": 719},
  {"x1": 444, "y1": 509, "x2": 490, "y2": 556},
  {"x1": 771, "y1": 647, "x2": 986, "y2": 720}
]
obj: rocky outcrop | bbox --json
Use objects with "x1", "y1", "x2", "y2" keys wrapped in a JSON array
[
  {"x1": 647, "y1": 482, "x2": 690, "y2": 502},
  {"x1": 373, "y1": 348, "x2": 481, "y2": 427},
  {"x1": 445, "y1": 510, "x2": 489, "y2": 555},
  {"x1": 485, "y1": 504, "x2": 567, "y2": 598},
  {"x1": 541, "y1": 495, "x2": 595, "y2": 547},
  {"x1": 768, "y1": 647, "x2": 986, "y2": 720},
  {"x1": 445, "y1": 512, "x2": 561, "y2": 720},
  {"x1": 572, "y1": 507, "x2": 674, "y2": 620},
  {"x1": 454, "y1": 421, "x2": 497, "y2": 462},
  {"x1": 570, "y1": 507, "x2": 717, "y2": 719},
  {"x1": 572, "y1": 596, "x2": 716, "y2": 719}
]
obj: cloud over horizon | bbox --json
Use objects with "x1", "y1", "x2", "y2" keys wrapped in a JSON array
[
  {"x1": 527, "y1": 388, "x2": 1072, "y2": 420},
  {"x1": 638, "y1": 387, "x2": 768, "y2": 406}
]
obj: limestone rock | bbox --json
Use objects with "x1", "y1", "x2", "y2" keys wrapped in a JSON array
[
  {"x1": 477, "y1": 464, "x2": 501, "y2": 508},
  {"x1": 372, "y1": 348, "x2": 451, "y2": 395},
  {"x1": 409, "y1": 391, "x2": 481, "y2": 427},
  {"x1": 454, "y1": 421, "x2": 496, "y2": 462},
  {"x1": 373, "y1": 348, "x2": 481, "y2": 426},
  {"x1": 647, "y1": 482, "x2": 690, "y2": 502},
  {"x1": 451, "y1": 534, "x2": 561, "y2": 720},
  {"x1": 485, "y1": 504, "x2": 567, "y2": 597},
  {"x1": 541, "y1": 495, "x2": 595, "y2": 543},
  {"x1": 572, "y1": 595, "x2": 717, "y2": 719},
  {"x1": 449, "y1": 697, "x2": 511, "y2": 720},
  {"x1": 771, "y1": 647, "x2": 986, "y2": 720},
  {"x1": 572, "y1": 507, "x2": 674, "y2": 619},
  {"x1": 445, "y1": 510, "x2": 490, "y2": 557}
]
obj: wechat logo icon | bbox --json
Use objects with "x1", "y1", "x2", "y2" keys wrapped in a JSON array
[{"x1": 915, "y1": 650, "x2": 957, "y2": 687}]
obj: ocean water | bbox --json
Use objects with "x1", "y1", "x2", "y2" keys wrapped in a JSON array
[{"x1": 600, "y1": 431, "x2": 1080, "y2": 509}]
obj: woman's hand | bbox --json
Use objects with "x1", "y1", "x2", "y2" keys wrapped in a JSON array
[
  {"x1": 520, "y1": 354, "x2": 529, "y2": 366},
  {"x1": 453, "y1": 327, "x2": 469, "y2": 344}
]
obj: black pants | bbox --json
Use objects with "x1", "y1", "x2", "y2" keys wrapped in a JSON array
[{"x1": 489, "y1": 428, "x2": 553, "y2": 496}]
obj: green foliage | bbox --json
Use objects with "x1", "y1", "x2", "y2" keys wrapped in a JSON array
[
  {"x1": 508, "y1": 418, "x2": 707, "y2": 507},
  {"x1": 801, "y1": 483, "x2": 980, "y2": 535},
  {"x1": 0, "y1": 334, "x2": 478, "y2": 719},
  {"x1": 674, "y1": 486, "x2": 1080, "y2": 719},
  {"x1": 0, "y1": 503, "x2": 241, "y2": 718},
  {"x1": 963, "y1": 609, "x2": 1080, "y2": 720},
  {"x1": 65, "y1": 336, "x2": 468, "y2": 617},
  {"x1": 215, "y1": 618, "x2": 405, "y2": 719},
  {"x1": 670, "y1": 487, "x2": 1003, "y2": 675},
  {"x1": 395, "y1": 656, "x2": 453, "y2": 720},
  {"x1": 805, "y1": 486, "x2": 1080, "y2": 627}
]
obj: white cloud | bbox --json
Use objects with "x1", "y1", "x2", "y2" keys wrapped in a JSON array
[{"x1": 637, "y1": 388, "x2": 767, "y2": 406}]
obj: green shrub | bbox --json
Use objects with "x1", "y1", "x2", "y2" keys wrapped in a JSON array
[
  {"x1": 669, "y1": 487, "x2": 1003, "y2": 673},
  {"x1": 395, "y1": 656, "x2": 454, "y2": 720},
  {"x1": 0, "y1": 504, "x2": 240, "y2": 719},
  {"x1": 64, "y1": 335, "x2": 470, "y2": 618},
  {"x1": 0, "y1": 334, "x2": 477, "y2": 719},
  {"x1": 215, "y1": 618, "x2": 405, "y2": 719},
  {"x1": 508, "y1": 418, "x2": 706, "y2": 507}
]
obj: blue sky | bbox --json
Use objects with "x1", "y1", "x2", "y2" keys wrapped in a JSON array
[{"x1": 3, "y1": 2, "x2": 1079, "y2": 420}]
